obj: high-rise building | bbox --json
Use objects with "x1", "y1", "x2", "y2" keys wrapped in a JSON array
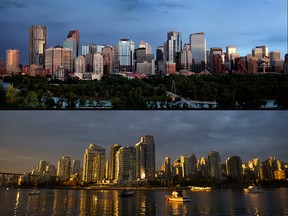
[
  {"x1": 210, "y1": 48, "x2": 223, "y2": 73},
  {"x1": 139, "y1": 40, "x2": 152, "y2": 54},
  {"x1": 135, "y1": 135, "x2": 155, "y2": 181},
  {"x1": 6, "y1": 49, "x2": 19, "y2": 74},
  {"x1": 190, "y1": 32, "x2": 206, "y2": 72},
  {"x1": 118, "y1": 38, "x2": 134, "y2": 72},
  {"x1": 180, "y1": 44, "x2": 192, "y2": 71},
  {"x1": 102, "y1": 45, "x2": 114, "y2": 74},
  {"x1": 226, "y1": 46, "x2": 237, "y2": 63},
  {"x1": 180, "y1": 155, "x2": 189, "y2": 178},
  {"x1": 108, "y1": 144, "x2": 122, "y2": 180},
  {"x1": 75, "y1": 55, "x2": 86, "y2": 74},
  {"x1": 165, "y1": 31, "x2": 182, "y2": 71},
  {"x1": 29, "y1": 25, "x2": 47, "y2": 66},
  {"x1": 57, "y1": 156, "x2": 71, "y2": 181},
  {"x1": 71, "y1": 159, "x2": 81, "y2": 177},
  {"x1": 189, "y1": 154, "x2": 197, "y2": 175},
  {"x1": 67, "y1": 29, "x2": 79, "y2": 57},
  {"x1": 226, "y1": 156, "x2": 243, "y2": 179},
  {"x1": 256, "y1": 45, "x2": 268, "y2": 57},
  {"x1": 115, "y1": 146, "x2": 135, "y2": 181},
  {"x1": 82, "y1": 44, "x2": 97, "y2": 56},
  {"x1": 37, "y1": 160, "x2": 49, "y2": 174},
  {"x1": 156, "y1": 46, "x2": 165, "y2": 74},
  {"x1": 162, "y1": 156, "x2": 171, "y2": 179},
  {"x1": 197, "y1": 157, "x2": 209, "y2": 178},
  {"x1": 208, "y1": 151, "x2": 222, "y2": 182},
  {"x1": 82, "y1": 144, "x2": 105, "y2": 183},
  {"x1": 45, "y1": 47, "x2": 73, "y2": 78},
  {"x1": 63, "y1": 38, "x2": 77, "y2": 58}
]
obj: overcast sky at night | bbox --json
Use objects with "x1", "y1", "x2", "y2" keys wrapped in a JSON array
[
  {"x1": 0, "y1": 111, "x2": 287, "y2": 173},
  {"x1": 0, "y1": 0, "x2": 287, "y2": 65}
]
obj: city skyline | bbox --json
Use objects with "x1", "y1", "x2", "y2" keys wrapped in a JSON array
[
  {"x1": 0, "y1": 111, "x2": 287, "y2": 173},
  {"x1": 0, "y1": 0, "x2": 287, "y2": 65}
]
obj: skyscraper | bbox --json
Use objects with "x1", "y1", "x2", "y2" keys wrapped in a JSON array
[
  {"x1": 165, "y1": 31, "x2": 182, "y2": 71},
  {"x1": 102, "y1": 45, "x2": 114, "y2": 74},
  {"x1": 156, "y1": 46, "x2": 165, "y2": 73},
  {"x1": 139, "y1": 40, "x2": 152, "y2": 54},
  {"x1": 226, "y1": 156, "x2": 243, "y2": 179},
  {"x1": 82, "y1": 144, "x2": 105, "y2": 183},
  {"x1": 181, "y1": 44, "x2": 192, "y2": 71},
  {"x1": 67, "y1": 29, "x2": 79, "y2": 57},
  {"x1": 57, "y1": 156, "x2": 71, "y2": 181},
  {"x1": 135, "y1": 135, "x2": 155, "y2": 181},
  {"x1": 108, "y1": 144, "x2": 122, "y2": 180},
  {"x1": 226, "y1": 46, "x2": 237, "y2": 63},
  {"x1": 162, "y1": 156, "x2": 171, "y2": 179},
  {"x1": 197, "y1": 157, "x2": 209, "y2": 178},
  {"x1": 190, "y1": 32, "x2": 206, "y2": 72},
  {"x1": 115, "y1": 146, "x2": 135, "y2": 181},
  {"x1": 6, "y1": 49, "x2": 19, "y2": 74},
  {"x1": 118, "y1": 38, "x2": 134, "y2": 72},
  {"x1": 208, "y1": 151, "x2": 222, "y2": 182},
  {"x1": 29, "y1": 25, "x2": 47, "y2": 66}
]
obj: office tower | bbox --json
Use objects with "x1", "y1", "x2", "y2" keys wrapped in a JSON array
[
  {"x1": 108, "y1": 144, "x2": 122, "y2": 180},
  {"x1": 165, "y1": 31, "x2": 182, "y2": 71},
  {"x1": 256, "y1": 45, "x2": 268, "y2": 57},
  {"x1": 118, "y1": 38, "x2": 134, "y2": 72},
  {"x1": 102, "y1": 45, "x2": 114, "y2": 74},
  {"x1": 67, "y1": 29, "x2": 79, "y2": 57},
  {"x1": 226, "y1": 46, "x2": 237, "y2": 63},
  {"x1": 197, "y1": 157, "x2": 209, "y2": 178},
  {"x1": 96, "y1": 45, "x2": 105, "y2": 54},
  {"x1": 180, "y1": 155, "x2": 189, "y2": 178},
  {"x1": 63, "y1": 38, "x2": 77, "y2": 58},
  {"x1": 37, "y1": 160, "x2": 49, "y2": 174},
  {"x1": 162, "y1": 156, "x2": 171, "y2": 179},
  {"x1": 93, "y1": 53, "x2": 103, "y2": 74},
  {"x1": 45, "y1": 47, "x2": 73, "y2": 78},
  {"x1": 139, "y1": 40, "x2": 152, "y2": 54},
  {"x1": 82, "y1": 144, "x2": 105, "y2": 183},
  {"x1": 180, "y1": 44, "x2": 192, "y2": 71},
  {"x1": 71, "y1": 159, "x2": 81, "y2": 177},
  {"x1": 210, "y1": 48, "x2": 223, "y2": 73},
  {"x1": 226, "y1": 156, "x2": 243, "y2": 179},
  {"x1": 6, "y1": 49, "x2": 19, "y2": 74},
  {"x1": 135, "y1": 135, "x2": 155, "y2": 181},
  {"x1": 29, "y1": 25, "x2": 47, "y2": 66},
  {"x1": 115, "y1": 146, "x2": 135, "y2": 181},
  {"x1": 190, "y1": 32, "x2": 206, "y2": 72},
  {"x1": 82, "y1": 44, "x2": 97, "y2": 55},
  {"x1": 208, "y1": 151, "x2": 222, "y2": 182},
  {"x1": 269, "y1": 51, "x2": 281, "y2": 61},
  {"x1": 57, "y1": 156, "x2": 71, "y2": 181},
  {"x1": 134, "y1": 48, "x2": 155, "y2": 74},
  {"x1": 156, "y1": 46, "x2": 165, "y2": 73}
]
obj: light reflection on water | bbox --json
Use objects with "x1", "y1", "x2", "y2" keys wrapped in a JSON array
[{"x1": 1, "y1": 188, "x2": 288, "y2": 215}]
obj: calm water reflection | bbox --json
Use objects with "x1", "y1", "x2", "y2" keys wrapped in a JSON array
[{"x1": 0, "y1": 188, "x2": 287, "y2": 215}]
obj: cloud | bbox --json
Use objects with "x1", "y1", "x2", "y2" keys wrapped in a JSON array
[{"x1": 0, "y1": 0, "x2": 27, "y2": 10}]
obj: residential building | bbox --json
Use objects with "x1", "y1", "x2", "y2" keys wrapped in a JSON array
[
  {"x1": 57, "y1": 156, "x2": 71, "y2": 181},
  {"x1": 135, "y1": 135, "x2": 155, "y2": 181},
  {"x1": 208, "y1": 151, "x2": 222, "y2": 182},
  {"x1": 115, "y1": 146, "x2": 135, "y2": 181},
  {"x1": 226, "y1": 156, "x2": 243, "y2": 179},
  {"x1": 6, "y1": 49, "x2": 19, "y2": 74},
  {"x1": 108, "y1": 144, "x2": 122, "y2": 180}
]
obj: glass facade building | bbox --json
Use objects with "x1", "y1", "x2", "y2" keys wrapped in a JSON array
[
  {"x1": 190, "y1": 32, "x2": 207, "y2": 72},
  {"x1": 29, "y1": 25, "x2": 47, "y2": 66},
  {"x1": 118, "y1": 38, "x2": 134, "y2": 72}
]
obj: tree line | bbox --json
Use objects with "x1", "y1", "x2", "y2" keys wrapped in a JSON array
[{"x1": 1, "y1": 74, "x2": 288, "y2": 109}]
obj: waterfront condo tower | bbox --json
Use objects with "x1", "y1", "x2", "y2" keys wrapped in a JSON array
[
  {"x1": 208, "y1": 151, "x2": 222, "y2": 182},
  {"x1": 82, "y1": 144, "x2": 105, "y2": 183},
  {"x1": 29, "y1": 25, "x2": 47, "y2": 66},
  {"x1": 135, "y1": 135, "x2": 155, "y2": 181}
]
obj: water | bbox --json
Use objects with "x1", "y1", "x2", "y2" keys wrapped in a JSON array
[{"x1": 1, "y1": 188, "x2": 288, "y2": 215}]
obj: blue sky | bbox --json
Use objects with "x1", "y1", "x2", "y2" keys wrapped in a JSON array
[
  {"x1": 0, "y1": 111, "x2": 287, "y2": 173},
  {"x1": 0, "y1": 0, "x2": 287, "y2": 64}
]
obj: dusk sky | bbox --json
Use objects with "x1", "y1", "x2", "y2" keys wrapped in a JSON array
[
  {"x1": 0, "y1": 111, "x2": 287, "y2": 174},
  {"x1": 0, "y1": 0, "x2": 287, "y2": 65}
]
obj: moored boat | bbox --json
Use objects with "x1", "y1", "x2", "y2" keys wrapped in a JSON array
[
  {"x1": 165, "y1": 190, "x2": 190, "y2": 202},
  {"x1": 119, "y1": 189, "x2": 134, "y2": 197},
  {"x1": 190, "y1": 186, "x2": 212, "y2": 191},
  {"x1": 244, "y1": 185, "x2": 263, "y2": 193},
  {"x1": 28, "y1": 190, "x2": 40, "y2": 195}
]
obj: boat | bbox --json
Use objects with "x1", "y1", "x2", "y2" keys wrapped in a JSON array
[
  {"x1": 119, "y1": 189, "x2": 134, "y2": 197},
  {"x1": 190, "y1": 186, "x2": 212, "y2": 191},
  {"x1": 244, "y1": 186, "x2": 263, "y2": 193},
  {"x1": 28, "y1": 190, "x2": 40, "y2": 195},
  {"x1": 165, "y1": 190, "x2": 190, "y2": 202}
]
